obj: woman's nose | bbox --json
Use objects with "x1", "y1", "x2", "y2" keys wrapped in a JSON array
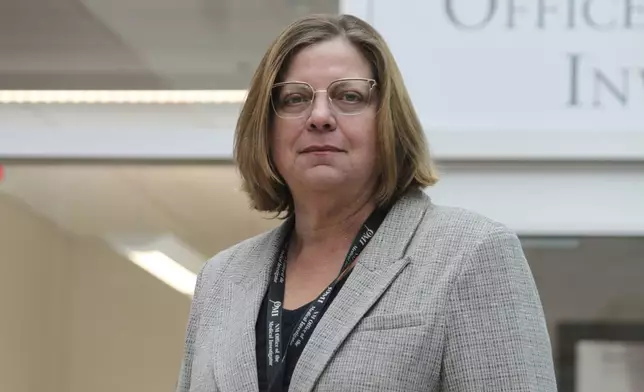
[{"x1": 306, "y1": 95, "x2": 336, "y2": 131}]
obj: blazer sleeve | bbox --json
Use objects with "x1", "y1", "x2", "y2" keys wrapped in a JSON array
[
  {"x1": 175, "y1": 269, "x2": 205, "y2": 392},
  {"x1": 441, "y1": 227, "x2": 558, "y2": 392}
]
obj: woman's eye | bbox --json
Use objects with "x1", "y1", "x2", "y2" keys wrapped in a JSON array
[
  {"x1": 283, "y1": 94, "x2": 308, "y2": 106},
  {"x1": 340, "y1": 92, "x2": 362, "y2": 102}
]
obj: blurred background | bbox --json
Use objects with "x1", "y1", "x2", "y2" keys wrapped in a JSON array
[{"x1": 0, "y1": 0, "x2": 642, "y2": 391}]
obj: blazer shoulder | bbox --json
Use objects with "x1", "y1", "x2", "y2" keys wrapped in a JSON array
[
  {"x1": 197, "y1": 225, "x2": 283, "y2": 287},
  {"x1": 414, "y1": 202, "x2": 519, "y2": 256}
]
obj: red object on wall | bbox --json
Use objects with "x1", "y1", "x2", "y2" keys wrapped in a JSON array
[{"x1": 0, "y1": 165, "x2": 4, "y2": 182}]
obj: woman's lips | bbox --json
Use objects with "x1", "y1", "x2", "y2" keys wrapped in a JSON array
[{"x1": 300, "y1": 145, "x2": 344, "y2": 153}]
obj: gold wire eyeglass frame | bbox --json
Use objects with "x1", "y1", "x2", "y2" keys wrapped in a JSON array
[{"x1": 270, "y1": 77, "x2": 377, "y2": 119}]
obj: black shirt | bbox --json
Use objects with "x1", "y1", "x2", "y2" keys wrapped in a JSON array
[{"x1": 255, "y1": 276, "x2": 348, "y2": 392}]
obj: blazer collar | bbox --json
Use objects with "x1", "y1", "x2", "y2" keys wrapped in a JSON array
[{"x1": 355, "y1": 188, "x2": 431, "y2": 271}]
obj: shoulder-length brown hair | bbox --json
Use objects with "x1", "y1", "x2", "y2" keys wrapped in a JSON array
[{"x1": 234, "y1": 14, "x2": 439, "y2": 218}]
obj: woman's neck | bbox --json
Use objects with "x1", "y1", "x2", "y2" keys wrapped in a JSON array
[{"x1": 290, "y1": 189, "x2": 376, "y2": 252}]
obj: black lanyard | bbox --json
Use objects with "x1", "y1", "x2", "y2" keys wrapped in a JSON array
[{"x1": 265, "y1": 207, "x2": 388, "y2": 391}]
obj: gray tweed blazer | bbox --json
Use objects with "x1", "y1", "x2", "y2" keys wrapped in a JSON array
[{"x1": 176, "y1": 189, "x2": 557, "y2": 391}]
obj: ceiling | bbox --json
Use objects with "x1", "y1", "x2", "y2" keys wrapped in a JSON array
[
  {"x1": 0, "y1": 163, "x2": 281, "y2": 258},
  {"x1": 0, "y1": 0, "x2": 338, "y2": 89},
  {"x1": 0, "y1": 0, "x2": 338, "y2": 152}
]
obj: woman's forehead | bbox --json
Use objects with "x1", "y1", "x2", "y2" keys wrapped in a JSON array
[{"x1": 281, "y1": 39, "x2": 371, "y2": 87}]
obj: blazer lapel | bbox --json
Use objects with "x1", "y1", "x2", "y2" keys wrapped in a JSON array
[
  {"x1": 213, "y1": 220, "x2": 292, "y2": 392},
  {"x1": 288, "y1": 189, "x2": 431, "y2": 392}
]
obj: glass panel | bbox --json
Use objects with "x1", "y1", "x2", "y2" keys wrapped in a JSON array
[
  {"x1": 522, "y1": 237, "x2": 644, "y2": 339},
  {"x1": 521, "y1": 235, "x2": 644, "y2": 389}
]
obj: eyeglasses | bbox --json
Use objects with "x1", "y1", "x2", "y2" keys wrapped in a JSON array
[{"x1": 270, "y1": 78, "x2": 377, "y2": 119}]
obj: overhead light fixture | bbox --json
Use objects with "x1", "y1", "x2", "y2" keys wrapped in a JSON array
[
  {"x1": 127, "y1": 250, "x2": 197, "y2": 296},
  {"x1": 0, "y1": 90, "x2": 247, "y2": 104},
  {"x1": 105, "y1": 234, "x2": 206, "y2": 296}
]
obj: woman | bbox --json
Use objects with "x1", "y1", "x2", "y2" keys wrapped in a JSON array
[{"x1": 177, "y1": 14, "x2": 557, "y2": 392}]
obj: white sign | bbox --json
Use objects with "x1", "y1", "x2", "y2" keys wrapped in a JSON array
[{"x1": 341, "y1": 0, "x2": 644, "y2": 160}]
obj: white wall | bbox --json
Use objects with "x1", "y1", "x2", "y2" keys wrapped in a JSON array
[
  {"x1": 0, "y1": 193, "x2": 191, "y2": 392},
  {"x1": 428, "y1": 162, "x2": 644, "y2": 236},
  {"x1": 0, "y1": 193, "x2": 69, "y2": 392},
  {"x1": 64, "y1": 237, "x2": 189, "y2": 392}
]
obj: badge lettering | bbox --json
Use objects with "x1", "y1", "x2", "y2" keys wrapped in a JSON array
[
  {"x1": 269, "y1": 300, "x2": 281, "y2": 317},
  {"x1": 317, "y1": 286, "x2": 333, "y2": 303},
  {"x1": 358, "y1": 227, "x2": 375, "y2": 246}
]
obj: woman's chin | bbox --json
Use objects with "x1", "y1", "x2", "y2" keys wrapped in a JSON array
[{"x1": 297, "y1": 167, "x2": 349, "y2": 191}]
